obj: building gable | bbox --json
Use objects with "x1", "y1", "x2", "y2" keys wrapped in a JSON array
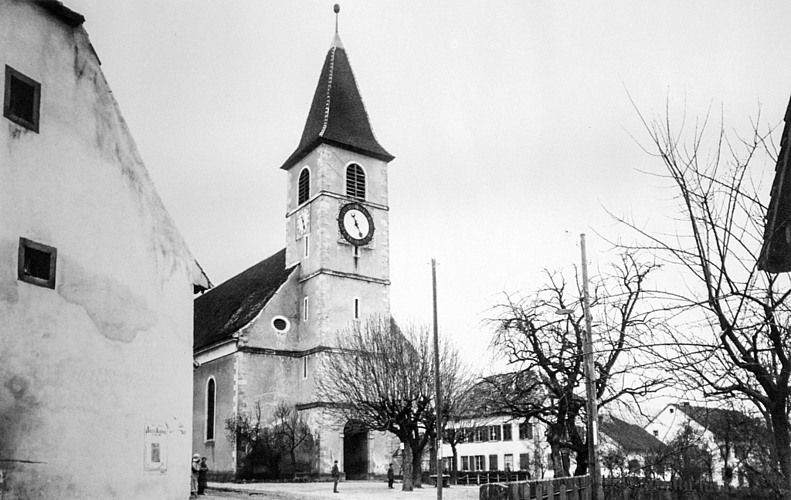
[{"x1": 194, "y1": 249, "x2": 297, "y2": 350}]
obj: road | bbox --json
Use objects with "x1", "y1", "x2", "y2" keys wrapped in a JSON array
[{"x1": 199, "y1": 480, "x2": 480, "y2": 500}]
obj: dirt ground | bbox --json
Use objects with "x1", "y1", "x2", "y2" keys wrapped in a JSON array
[{"x1": 199, "y1": 480, "x2": 480, "y2": 500}]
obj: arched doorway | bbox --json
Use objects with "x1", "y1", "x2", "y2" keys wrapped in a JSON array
[{"x1": 343, "y1": 420, "x2": 369, "y2": 480}]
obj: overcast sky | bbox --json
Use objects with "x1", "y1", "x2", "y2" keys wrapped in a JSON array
[{"x1": 65, "y1": 1, "x2": 791, "y2": 373}]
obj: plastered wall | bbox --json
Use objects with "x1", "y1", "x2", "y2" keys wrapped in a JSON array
[{"x1": 0, "y1": 2, "x2": 203, "y2": 498}]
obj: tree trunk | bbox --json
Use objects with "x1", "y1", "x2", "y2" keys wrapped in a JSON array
[
  {"x1": 450, "y1": 444, "x2": 458, "y2": 484},
  {"x1": 574, "y1": 447, "x2": 588, "y2": 476},
  {"x1": 549, "y1": 443, "x2": 568, "y2": 477},
  {"x1": 412, "y1": 448, "x2": 423, "y2": 488},
  {"x1": 402, "y1": 442, "x2": 414, "y2": 491},
  {"x1": 769, "y1": 404, "x2": 791, "y2": 496}
]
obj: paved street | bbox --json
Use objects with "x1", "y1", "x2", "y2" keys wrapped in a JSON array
[{"x1": 199, "y1": 481, "x2": 480, "y2": 500}]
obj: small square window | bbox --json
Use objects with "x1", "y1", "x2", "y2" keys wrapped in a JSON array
[
  {"x1": 18, "y1": 237, "x2": 57, "y2": 289},
  {"x1": 4, "y1": 66, "x2": 41, "y2": 133}
]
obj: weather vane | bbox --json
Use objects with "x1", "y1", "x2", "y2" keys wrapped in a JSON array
[{"x1": 334, "y1": 4, "x2": 340, "y2": 34}]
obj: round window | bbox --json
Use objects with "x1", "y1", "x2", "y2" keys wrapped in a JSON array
[{"x1": 272, "y1": 316, "x2": 290, "y2": 334}]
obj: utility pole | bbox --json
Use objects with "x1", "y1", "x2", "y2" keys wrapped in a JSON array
[
  {"x1": 580, "y1": 234, "x2": 604, "y2": 500},
  {"x1": 431, "y1": 258, "x2": 443, "y2": 500}
]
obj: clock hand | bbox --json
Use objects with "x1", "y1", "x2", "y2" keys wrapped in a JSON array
[{"x1": 351, "y1": 213, "x2": 364, "y2": 237}]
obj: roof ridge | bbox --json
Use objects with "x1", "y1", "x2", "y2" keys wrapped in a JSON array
[{"x1": 319, "y1": 46, "x2": 337, "y2": 137}]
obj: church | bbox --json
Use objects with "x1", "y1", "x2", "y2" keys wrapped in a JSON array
[{"x1": 192, "y1": 14, "x2": 400, "y2": 480}]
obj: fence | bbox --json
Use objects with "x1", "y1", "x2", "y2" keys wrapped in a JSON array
[
  {"x1": 602, "y1": 477, "x2": 782, "y2": 500},
  {"x1": 457, "y1": 471, "x2": 533, "y2": 486},
  {"x1": 479, "y1": 475, "x2": 590, "y2": 500}
]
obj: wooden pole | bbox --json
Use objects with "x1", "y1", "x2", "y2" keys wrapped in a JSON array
[
  {"x1": 431, "y1": 258, "x2": 443, "y2": 499},
  {"x1": 580, "y1": 234, "x2": 604, "y2": 500}
]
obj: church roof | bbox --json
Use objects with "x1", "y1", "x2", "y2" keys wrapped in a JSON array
[
  {"x1": 194, "y1": 249, "x2": 296, "y2": 350},
  {"x1": 759, "y1": 92, "x2": 791, "y2": 272},
  {"x1": 280, "y1": 33, "x2": 394, "y2": 170}
]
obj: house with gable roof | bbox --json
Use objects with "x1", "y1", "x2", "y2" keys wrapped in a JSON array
[
  {"x1": 0, "y1": 1, "x2": 209, "y2": 498},
  {"x1": 646, "y1": 402, "x2": 764, "y2": 485},
  {"x1": 192, "y1": 17, "x2": 401, "y2": 480},
  {"x1": 599, "y1": 414, "x2": 666, "y2": 478}
]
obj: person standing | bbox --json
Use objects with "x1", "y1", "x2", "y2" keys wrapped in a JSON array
[
  {"x1": 331, "y1": 460, "x2": 340, "y2": 493},
  {"x1": 387, "y1": 463, "x2": 394, "y2": 489},
  {"x1": 190, "y1": 454, "x2": 200, "y2": 498},
  {"x1": 198, "y1": 457, "x2": 209, "y2": 495}
]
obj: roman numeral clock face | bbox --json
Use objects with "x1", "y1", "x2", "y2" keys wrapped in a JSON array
[{"x1": 338, "y1": 203, "x2": 374, "y2": 246}]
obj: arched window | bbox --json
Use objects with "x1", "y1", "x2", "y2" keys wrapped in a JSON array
[
  {"x1": 206, "y1": 378, "x2": 216, "y2": 441},
  {"x1": 346, "y1": 164, "x2": 365, "y2": 200},
  {"x1": 298, "y1": 168, "x2": 310, "y2": 205}
]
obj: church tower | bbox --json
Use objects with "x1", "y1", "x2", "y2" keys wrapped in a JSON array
[
  {"x1": 282, "y1": 27, "x2": 394, "y2": 346},
  {"x1": 192, "y1": 9, "x2": 399, "y2": 480}
]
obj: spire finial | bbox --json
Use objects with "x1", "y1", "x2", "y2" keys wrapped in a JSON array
[{"x1": 334, "y1": 4, "x2": 340, "y2": 34}]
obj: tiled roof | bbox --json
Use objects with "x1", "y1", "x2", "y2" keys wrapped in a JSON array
[
  {"x1": 600, "y1": 415, "x2": 665, "y2": 453},
  {"x1": 682, "y1": 405, "x2": 756, "y2": 440},
  {"x1": 194, "y1": 249, "x2": 296, "y2": 350},
  {"x1": 35, "y1": 0, "x2": 85, "y2": 27},
  {"x1": 759, "y1": 93, "x2": 791, "y2": 272},
  {"x1": 281, "y1": 33, "x2": 394, "y2": 170}
]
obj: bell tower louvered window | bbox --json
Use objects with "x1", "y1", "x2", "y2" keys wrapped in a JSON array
[
  {"x1": 346, "y1": 164, "x2": 365, "y2": 200},
  {"x1": 298, "y1": 168, "x2": 310, "y2": 205}
]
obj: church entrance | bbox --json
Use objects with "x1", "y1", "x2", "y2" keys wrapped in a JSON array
[{"x1": 343, "y1": 420, "x2": 369, "y2": 480}]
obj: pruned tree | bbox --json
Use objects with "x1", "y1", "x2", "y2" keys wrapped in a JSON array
[
  {"x1": 487, "y1": 252, "x2": 666, "y2": 477},
  {"x1": 314, "y1": 317, "x2": 435, "y2": 491},
  {"x1": 612, "y1": 100, "x2": 791, "y2": 495}
]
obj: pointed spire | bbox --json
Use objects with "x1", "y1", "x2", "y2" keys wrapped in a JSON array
[{"x1": 280, "y1": 5, "x2": 393, "y2": 170}]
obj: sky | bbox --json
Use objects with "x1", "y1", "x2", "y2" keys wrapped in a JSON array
[{"x1": 64, "y1": 1, "x2": 791, "y2": 375}]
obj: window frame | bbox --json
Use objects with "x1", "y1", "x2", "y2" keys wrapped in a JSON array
[
  {"x1": 502, "y1": 423, "x2": 512, "y2": 441},
  {"x1": 4, "y1": 65, "x2": 41, "y2": 133},
  {"x1": 298, "y1": 167, "x2": 311, "y2": 205},
  {"x1": 205, "y1": 377, "x2": 216, "y2": 442},
  {"x1": 345, "y1": 163, "x2": 366, "y2": 201},
  {"x1": 18, "y1": 237, "x2": 57, "y2": 289},
  {"x1": 271, "y1": 315, "x2": 291, "y2": 334}
]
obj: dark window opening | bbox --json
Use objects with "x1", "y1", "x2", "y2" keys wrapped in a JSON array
[
  {"x1": 298, "y1": 169, "x2": 310, "y2": 204},
  {"x1": 346, "y1": 164, "x2": 365, "y2": 200},
  {"x1": 18, "y1": 238, "x2": 56, "y2": 289},
  {"x1": 489, "y1": 454, "x2": 499, "y2": 471},
  {"x1": 503, "y1": 424, "x2": 512, "y2": 441},
  {"x1": 206, "y1": 379, "x2": 216, "y2": 441},
  {"x1": 519, "y1": 453, "x2": 530, "y2": 470},
  {"x1": 4, "y1": 66, "x2": 40, "y2": 133},
  {"x1": 519, "y1": 421, "x2": 533, "y2": 440},
  {"x1": 273, "y1": 318, "x2": 288, "y2": 331}
]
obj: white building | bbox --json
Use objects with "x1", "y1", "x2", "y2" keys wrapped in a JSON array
[
  {"x1": 442, "y1": 416, "x2": 548, "y2": 479},
  {"x1": 646, "y1": 403, "x2": 756, "y2": 485},
  {"x1": 0, "y1": 1, "x2": 208, "y2": 498}
]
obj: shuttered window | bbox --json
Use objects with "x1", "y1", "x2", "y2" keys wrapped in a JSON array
[
  {"x1": 298, "y1": 168, "x2": 310, "y2": 204},
  {"x1": 346, "y1": 164, "x2": 365, "y2": 200}
]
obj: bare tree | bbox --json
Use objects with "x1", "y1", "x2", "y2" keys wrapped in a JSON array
[
  {"x1": 314, "y1": 317, "x2": 434, "y2": 491},
  {"x1": 225, "y1": 400, "x2": 286, "y2": 479},
  {"x1": 272, "y1": 402, "x2": 314, "y2": 477},
  {"x1": 428, "y1": 335, "x2": 475, "y2": 481},
  {"x1": 488, "y1": 253, "x2": 666, "y2": 477},
  {"x1": 612, "y1": 102, "x2": 791, "y2": 494}
]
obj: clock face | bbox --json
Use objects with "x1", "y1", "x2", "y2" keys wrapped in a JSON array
[
  {"x1": 338, "y1": 203, "x2": 374, "y2": 246},
  {"x1": 296, "y1": 208, "x2": 310, "y2": 238}
]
